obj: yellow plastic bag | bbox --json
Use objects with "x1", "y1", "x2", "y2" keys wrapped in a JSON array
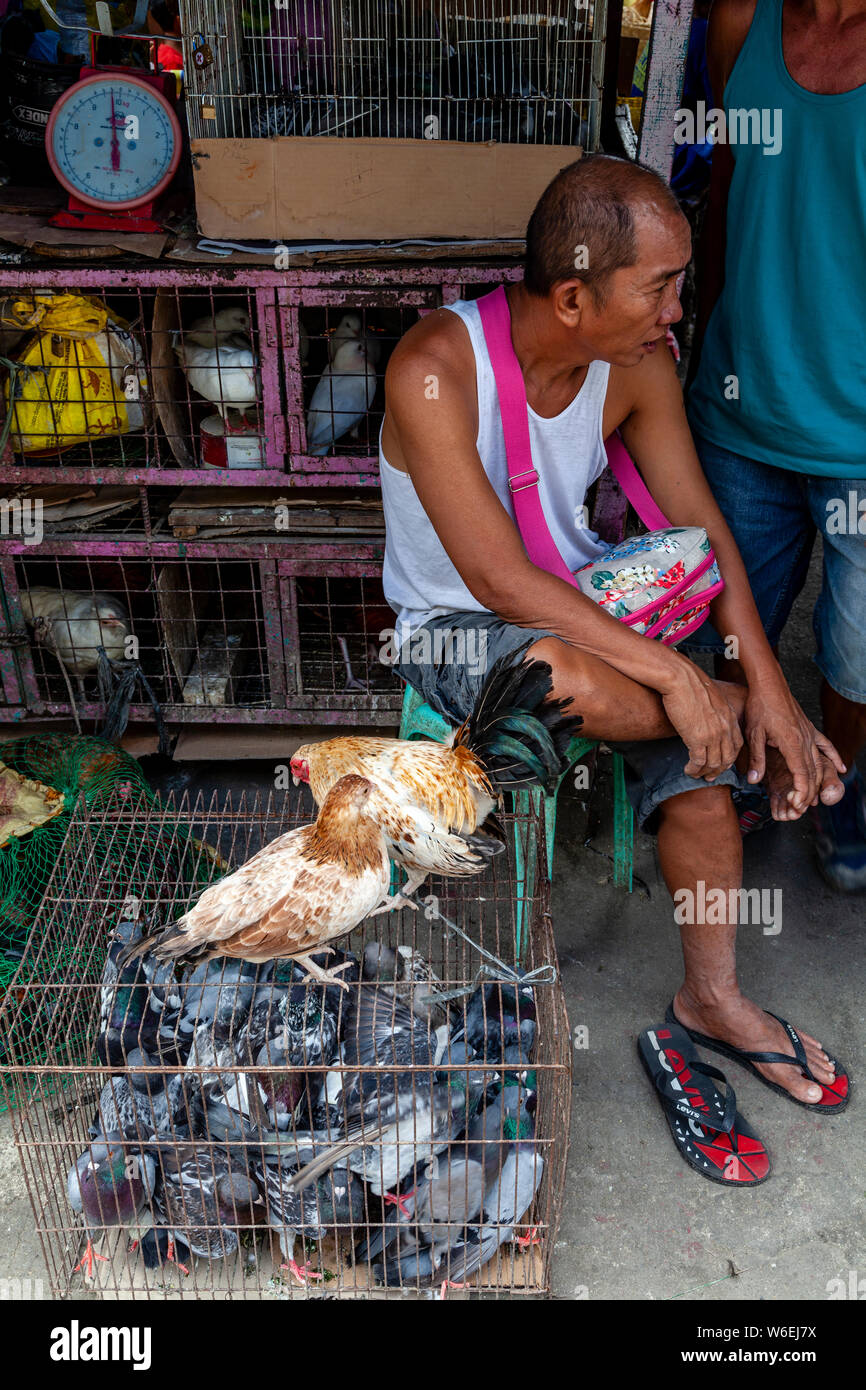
[{"x1": 3, "y1": 293, "x2": 148, "y2": 455}]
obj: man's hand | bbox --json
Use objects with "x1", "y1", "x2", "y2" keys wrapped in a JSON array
[
  {"x1": 744, "y1": 679, "x2": 846, "y2": 818},
  {"x1": 659, "y1": 659, "x2": 744, "y2": 781}
]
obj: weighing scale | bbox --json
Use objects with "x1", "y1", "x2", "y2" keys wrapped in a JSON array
[{"x1": 39, "y1": 0, "x2": 183, "y2": 233}]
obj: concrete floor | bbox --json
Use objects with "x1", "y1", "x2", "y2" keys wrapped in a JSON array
[{"x1": 1, "y1": 544, "x2": 862, "y2": 1301}]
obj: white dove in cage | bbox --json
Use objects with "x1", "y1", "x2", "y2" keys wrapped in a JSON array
[
  {"x1": 327, "y1": 312, "x2": 382, "y2": 367},
  {"x1": 19, "y1": 586, "x2": 130, "y2": 697},
  {"x1": 175, "y1": 325, "x2": 260, "y2": 432},
  {"x1": 184, "y1": 307, "x2": 253, "y2": 348},
  {"x1": 306, "y1": 339, "x2": 377, "y2": 456}
]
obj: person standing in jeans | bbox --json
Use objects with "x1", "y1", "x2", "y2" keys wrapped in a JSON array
[{"x1": 687, "y1": 0, "x2": 866, "y2": 889}]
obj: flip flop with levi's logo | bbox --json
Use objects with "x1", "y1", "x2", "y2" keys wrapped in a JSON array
[
  {"x1": 665, "y1": 1001, "x2": 850, "y2": 1114},
  {"x1": 638, "y1": 1024, "x2": 770, "y2": 1187}
]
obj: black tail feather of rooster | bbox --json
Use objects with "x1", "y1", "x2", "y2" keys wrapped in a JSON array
[
  {"x1": 97, "y1": 648, "x2": 170, "y2": 757},
  {"x1": 454, "y1": 638, "x2": 582, "y2": 793}
]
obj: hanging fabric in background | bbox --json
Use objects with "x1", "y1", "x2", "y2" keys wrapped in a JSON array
[
  {"x1": 97, "y1": 648, "x2": 170, "y2": 757},
  {"x1": 2, "y1": 293, "x2": 148, "y2": 455}
]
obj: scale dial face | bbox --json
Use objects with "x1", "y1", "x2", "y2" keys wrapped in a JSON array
[{"x1": 46, "y1": 73, "x2": 182, "y2": 211}]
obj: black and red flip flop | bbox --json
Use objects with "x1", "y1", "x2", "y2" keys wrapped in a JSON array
[
  {"x1": 638, "y1": 1024, "x2": 770, "y2": 1187},
  {"x1": 666, "y1": 1002, "x2": 850, "y2": 1114}
]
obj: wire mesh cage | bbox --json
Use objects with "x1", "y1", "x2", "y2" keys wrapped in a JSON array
[
  {"x1": 181, "y1": 0, "x2": 605, "y2": 150},
  {"x1": 0, "y1": 268, "x2": 524, "y2": 485},
  {"x1": 0, "y1": 786, "x2": 571, "y2": 1298},
  {"x1": 0, "y1": 541, "x2": 405, "y2": 726},
  {"x1": 281, "y1": 560, "x2": 402, "y2": 705},
  {"x1": 0, "y1": 284, "x2": 274, "y2": 473},
  {"x1": 292, "y1": 296, "x2": 423, "y2": 464},
  {"x1": 4, "y1": 552, "x2": 274, "y2": 717}
]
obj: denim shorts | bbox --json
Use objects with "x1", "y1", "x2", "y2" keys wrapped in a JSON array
[
  {"x1": 687, "y1": 434, "x2": 866, "y2": 703},
  {"x1": 395, "y1": 610, "x2": 753, "y2": 831}
]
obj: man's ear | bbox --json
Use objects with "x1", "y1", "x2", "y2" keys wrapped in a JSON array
[{"x1": 551, "y1": 278, "x2": 593, "y2": 330}]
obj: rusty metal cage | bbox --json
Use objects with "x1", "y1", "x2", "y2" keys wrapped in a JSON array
[
  {"x1": 0, "y1": 537, "x2": 405, "y2": 727},
  {"x1": 0, "y1": 787, "x2": 571, "y2": 1299},
  {"x1": 0, "y1": 268, "x2": 522, "y2": 487},
  {"x1": 181, "y1": 0, "x2": 605, "y2": 149}
]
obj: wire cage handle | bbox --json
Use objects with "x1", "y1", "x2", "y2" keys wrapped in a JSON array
[{"x1": 396, "y1": 892, "x2": 558, "y2": 1005}]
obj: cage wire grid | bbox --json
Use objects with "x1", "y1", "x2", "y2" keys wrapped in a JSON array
[
  {"x1": 0, "y1": 787, "x2": 571, "y2": 1298},
  {"x1": 0, "y1": 285, "x2": 269, "y2": 472},
  {"x1": 181, "y1": 0, "x2": 605, "y2": 148},
  {"x1": 4, "y1": 552, "x2": 274, "y2": 715},
  {"x1": 0, "y1": 271, "x2": 526, "y2": 483},
  {"x1": 1, "y1": 547, "x2": 406, "y2": 721}
]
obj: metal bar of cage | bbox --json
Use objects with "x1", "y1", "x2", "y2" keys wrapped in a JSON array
[
  {"x1": 0, "y1": 787, "x2": 571, "y2": 1299},
  {"x1": 180, "y1": 0, "x2": 605, "y2": 149},
  {"x1": 0, "y1": 535, "x2": 407, "y2": 726},
  {"x1": 0, "y1": 265, "x2": 523, "y2": 487}
]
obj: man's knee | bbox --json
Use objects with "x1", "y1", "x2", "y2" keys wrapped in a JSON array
[
  {"x1": 528, "y1": 636, "x2": 597, "y2": 704},
  {"x1": 658, "y1": 783, "x2": 738, "y2": 829}
]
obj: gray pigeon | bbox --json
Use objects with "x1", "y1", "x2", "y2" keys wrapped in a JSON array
[
  {"x1": 67, "y1": 1133, "x2": 156, "y2": 1279},
  {"x1": 361, "y1": 941, "x2": 448, "y2": 1026}
]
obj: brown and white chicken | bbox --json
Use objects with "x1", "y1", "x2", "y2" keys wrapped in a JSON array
[
  {"x1": 291, "y1": 642, "x2": 581, "y2": 912},
  {"x1": 119, "y1": 775, "x2": 390, "y2": 987}
]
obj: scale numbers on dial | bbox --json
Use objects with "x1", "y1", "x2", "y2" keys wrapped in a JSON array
[{"x1": 47, "y1": 75, "x2": 180, "y2": 209}]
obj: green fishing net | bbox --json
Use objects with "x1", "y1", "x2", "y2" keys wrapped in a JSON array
[{"x1": 0, "y1": 734, "x2": 217, "y2": 1109}]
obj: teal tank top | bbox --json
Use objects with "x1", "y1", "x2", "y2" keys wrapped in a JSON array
[{"x1": 688, "y1": 0, "x2": 866, "y2": 476}]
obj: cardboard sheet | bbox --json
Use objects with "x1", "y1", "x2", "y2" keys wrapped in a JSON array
[{"x1": 190, "y1": 137, "x2": 581, "y2": 241}]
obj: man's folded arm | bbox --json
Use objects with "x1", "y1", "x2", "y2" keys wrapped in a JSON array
[{"x1": 386, "y1": 339, "x2": 692, "y2": 698}]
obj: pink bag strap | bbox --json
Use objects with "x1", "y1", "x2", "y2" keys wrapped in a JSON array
[
  {"x1": 476, "y1": 285, "x2": 577, "y2": 586},
  {"x1": 476, "y1": 286, "x2": 671, "y2": 572},
  {"x1": 603, "y1": 432, "x2": 670, "y2": 531}
]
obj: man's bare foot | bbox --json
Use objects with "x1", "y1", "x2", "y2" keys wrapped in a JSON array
[
  {"x1": 673, "y1": 987, "x2": 836, "y2": 1105},
  {"x1": 763, "y1": 746, "x2": 845, "y2": 821}
]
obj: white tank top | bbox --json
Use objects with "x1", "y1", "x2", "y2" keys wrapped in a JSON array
[{"x1": 381, "y1": 296, "x2": 612, "y2": 645}]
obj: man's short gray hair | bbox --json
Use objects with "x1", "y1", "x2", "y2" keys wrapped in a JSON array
[{"x1": 525, "y1": 154, "x2": 684, "y2": 304}]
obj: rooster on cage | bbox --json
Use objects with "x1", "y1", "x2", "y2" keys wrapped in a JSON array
[
  {"x1": 291, "y1": 641, "x2": 581, "y2": 910},
  {"x1": 118, "y1": 775, "x2": 391, "y2": 988}
]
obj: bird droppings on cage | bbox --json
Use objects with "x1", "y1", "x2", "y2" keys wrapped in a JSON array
[
  {"x1": 0, "y1": 787, "x2": 569, "y2": 1297},
  {"x1": 181, "y1": 0, "x2": 601, "y2": 150}
]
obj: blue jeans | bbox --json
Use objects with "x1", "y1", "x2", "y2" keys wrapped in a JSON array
[{"x1": 689, "y1": 435, "x2": 866, "y2": 703}]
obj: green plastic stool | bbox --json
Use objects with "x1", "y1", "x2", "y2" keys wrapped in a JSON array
[{"x1": 397, "y1": 683, "x2": 634, "y2": 956}]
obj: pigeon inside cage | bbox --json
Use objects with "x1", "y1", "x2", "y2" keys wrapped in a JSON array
[
  {"x1": 299, "y1": 305, "x2": 404, "y2": 457},
  {"x1": 194, "y1": 0, "x2": 598, "y2": 147},
  {"x1": 159, "y1": 292, "x2": 265, "y2": 468},
  {"x1": 155, "y1": 562, "x2": 270, "y2": 708},
  {"x1": 1, "y1": 790, "x2": 569, "y2": 1297}
]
